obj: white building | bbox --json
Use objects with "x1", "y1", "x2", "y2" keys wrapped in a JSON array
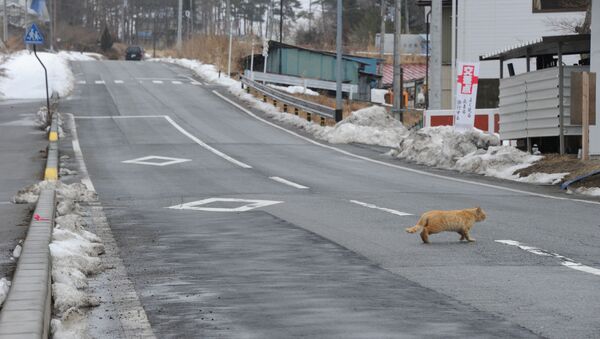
[{"x1": 457, "y1": 0, "x2": 586, "y2": 78}]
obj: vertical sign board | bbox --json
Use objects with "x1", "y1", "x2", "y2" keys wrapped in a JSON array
[{"x1": 454, "y1": 62, "x2": 480, "y2": 131}]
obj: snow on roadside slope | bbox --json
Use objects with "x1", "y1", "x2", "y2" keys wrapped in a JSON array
[
  {"x1": 0, "y1": 50, "x2": 80, "y2": 100},
  {"x1": 0, "y1": 278, "x2": 10, "y2": 308},
  {"x1": 57, "y1": 51, "x2": 102, "y2": 61},
  {"x1": 155, "y1": 57, "x2": 568, "y2": 186},
  {"x1": 268, "y1": 84, "x2": 319, "y2": 96}
]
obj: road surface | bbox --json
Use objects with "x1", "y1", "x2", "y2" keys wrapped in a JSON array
[{"x1": 60, "y1": 60, "x2": 600, "y2": 338}]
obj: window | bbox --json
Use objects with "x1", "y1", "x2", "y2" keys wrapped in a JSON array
[{"x1": 532, "y1": 0, "x2": 589, "y2": 13}]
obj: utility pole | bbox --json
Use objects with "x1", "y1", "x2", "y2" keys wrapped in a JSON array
[
  {"x1": 404, "y1": 0, "x2": 409, "y2": 34},
  {"x1": 3, "y1": 0, "x2": 8, "y2": 44},
  {"x1": 451, "y1": 0, "x2": 457, "y2": 108},
  {"x1": 189, "y1": 0, "x2": 193, "y2": 38},
  {"x1": 392, "y1": 0, "x2": 402, "y2": 121},
  {"x1": 279, "y1": 0, "x2": 283, "y2": 42},
  {"x1": 227, "y1": 0, "x2": 233, "y2": 77},
  {"x1": 176, "y1": 0, "x2": 183, "y2": 51},
  {"x1": 429, "y1": 0, "x2": 442, "y2": 109},
  {"x1": 335, "y1": 0, "x2": 343, "y2": 122},
  {"x1": 379, "y1": 0, "x2": 386, "y2": 88}
]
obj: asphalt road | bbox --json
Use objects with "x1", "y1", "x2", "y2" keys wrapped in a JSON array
[{"x1": 61, "y1": 60, "x2": 600, "y2": 338}]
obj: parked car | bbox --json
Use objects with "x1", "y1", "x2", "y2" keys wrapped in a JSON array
[{"x1": 125, "y1": 46, "x2": 144, "y2": 61}]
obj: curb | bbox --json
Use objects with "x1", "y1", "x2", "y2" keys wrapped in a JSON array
[{"x1": 0, "y1": 190, "x2": 55, "y2": 338}]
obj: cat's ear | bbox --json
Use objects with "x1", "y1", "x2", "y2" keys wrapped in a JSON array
[{"x1": 476, "y1": 206, "x2": 482, "y2": 212}]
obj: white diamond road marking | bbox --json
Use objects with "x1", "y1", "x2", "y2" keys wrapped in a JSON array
[
  {"x1": 168, "y1": 198, "x2": 283, "y2": 212},
  {"x1": 496, "y1": 240, "x2": 600, "y2": 277},
  {"x1": 122, "y1": 155, "x2": 191, "y2": 167}
]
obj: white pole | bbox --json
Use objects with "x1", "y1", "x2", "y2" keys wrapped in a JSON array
[
  {"x1": 451, "y1": 0, "x2": 457, "y2": 109},
  {"x1": 392, "y1": 0, "x2": 402, "y2": 120},
  {"x1": 227, "y1": 0, "x2": 232, "y2": 77},
  {"x1": 176, "y1": 0, "x2": 183, "y2": 51},
  {"x1": 3, "y1": 0, "x2": 7, "y2": 43},
  {"x1": 429, "y1": 1, "x2": 442, "y2": 110}
]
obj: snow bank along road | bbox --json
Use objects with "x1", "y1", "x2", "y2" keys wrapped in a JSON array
[{"x1": 61, "y1": 60, "x2": 600, "y2": 338}]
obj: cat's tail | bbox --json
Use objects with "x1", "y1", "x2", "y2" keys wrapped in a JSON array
[{"x1": 406, "y1": 216, "x2": 427, "y2": 233}]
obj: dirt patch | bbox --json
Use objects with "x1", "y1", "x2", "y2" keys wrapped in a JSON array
[{"x1": 516, "y1": 154, "x2": 600, "y2": 188}]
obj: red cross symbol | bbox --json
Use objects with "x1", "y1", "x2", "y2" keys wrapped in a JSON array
[{"x1": 457, "y1": 65, "x2": 479, "y2": 95}]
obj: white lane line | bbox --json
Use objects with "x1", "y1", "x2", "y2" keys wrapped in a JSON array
[
  {"x1": 163, "y1": 116, "x2": 252, "y2": 169},
  {"x1": 76, "y1": 80, "x2": 86, "y2": 84},
  {"x1": 74, "y1": 115, "x2": 166, "y2": 119},
  {"x1": 350, "y1": 200, "x2": 412, "y2": 216},
  {"x1": 269, "y1": 176, "x2": 309, "y2": 189},
  {"x1": 0, "y1": 202, "x2": 11, "y2": 205},
  {"x1": 191, "y1": 81, "x2": 202, "y2": 86},
  {"x1": 95, "y1": 80, "x2": 105, "y2": 84},
  {"x1": 152, "y1": 80, "x2": 163, "y2": 84},
  {"x1": 172, "y1": 81, "x2": 183, "y2": 85},
  {"x1": 212, "y1": 90, "x2": 600, "y2": 206},
  {"x1": 496, "y1": 240, "x2": 600, "y2": 277},
  {"x1": 114, "y1": 80, "x2": 124, "y2": 84}
]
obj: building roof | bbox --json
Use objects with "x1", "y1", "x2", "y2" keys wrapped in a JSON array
[
  {"x1": 480, "y1": 34, "x2": 590, "y2": 61},
  {"x1": 382, "y1": 64, "x2": 427, "y2": 86}
]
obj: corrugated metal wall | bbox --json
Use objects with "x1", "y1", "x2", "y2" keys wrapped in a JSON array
[
  {"x1": 267, "y1": 46, "x2": 361, "y2": 84},
  {"x1": 499, "y1": 66, "x2": 587, "y2": 139}
]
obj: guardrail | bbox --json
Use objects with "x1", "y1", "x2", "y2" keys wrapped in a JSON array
[
  {"x1": 241, "y1": 76, "x2": 342, "y2": 125},
  {"x1": 244, "y1": 70, "x2": 359, "y2": 97}
]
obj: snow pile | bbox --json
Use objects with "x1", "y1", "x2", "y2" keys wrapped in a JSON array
[
  {"x1": 152, "y1": 57, "x2": 238, "y2": 87},
  {"x1": 0, "y1": 50, "x2": 75, "y2": 100},
  {"x1": 48, "y1": 179, "x2": 103, "y2": 338},
  {"x1": 569, "y1": 186, "x2": 600, "y2": 197},
  {"x1": 318, "y1": 106, "x2": 409, "y2": 147},
  {"x1": 0, "y1": 278, "x2": 10, "y2": 308},
  {"x1": 455, "y1": 146, "x2": 568, "y2": 184},
  {"x1": 268, "y1": 84, "x2": 319, "y2": 96},
  {"x1": 394, "y1": 126, "x2": 500, "y2": 168}
]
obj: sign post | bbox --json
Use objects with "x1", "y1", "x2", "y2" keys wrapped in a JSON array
[
  {"x1": 24, "y1": 23, "x2": 50, "y2": 120},
  {"x1": 453, "y1": 62, "x2": 480, "y2": 132}
]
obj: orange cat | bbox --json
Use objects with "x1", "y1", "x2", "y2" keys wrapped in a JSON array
[{"x1": 405, "y1": 207, "x2": 486, "y2": 244}]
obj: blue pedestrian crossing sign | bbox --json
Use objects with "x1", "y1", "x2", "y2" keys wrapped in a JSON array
[{"x1": 24, "y1": 23, "x2": 45, "y2": 45}]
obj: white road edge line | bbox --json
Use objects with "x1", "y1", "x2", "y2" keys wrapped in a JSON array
[
  {"x1": 496, "y1": 240, "x2": 600, "y2": 277},
  {"x1": 350, "y1": 200, "x2": 412, "y2": 216},
  {"x1": 67, "y1": 113, "x2": 96, "y2": 192},
  {"x1": 114, "y1": 80, "x2": 124, "y2": 84},
  {"x1": 162, "y1": 116, "x2": 252, "y2": 169},
  {"x1": 269, "y1": 176, "x2": 309, "y2": 189},
  {"x1": 211, "y1": 90, "x2": 600, "y2": 206},
  {"x1": 0, "y1": 202, "x2": 11, "y2": 205}
]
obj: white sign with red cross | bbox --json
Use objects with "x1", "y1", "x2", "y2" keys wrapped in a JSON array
[{"x1": 454, "y1": 62, "x2": 480, "y2": 131}]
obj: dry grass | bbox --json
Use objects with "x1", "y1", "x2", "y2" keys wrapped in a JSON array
[
  {"x1": 161, "y1": 35, "x2": 251, "y2": 76},
  {"x1": 516, "y1": 154, "x2": 600, "y2": 187}
]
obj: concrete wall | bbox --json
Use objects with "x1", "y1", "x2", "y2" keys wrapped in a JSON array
[
  {"x1": 590, "y1": 2, "x2": 600, "y2": 155},
  {"x1": 457, "y1": 0, "x2": 585, "y2": 78}
]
